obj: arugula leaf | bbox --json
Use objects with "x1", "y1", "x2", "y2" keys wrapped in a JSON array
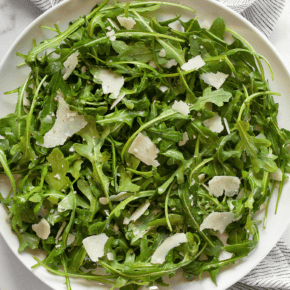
[
  {"x1": 46, "y1": 148, "x2": 70, "y2": 192},
  {"x1": 191, "y1": 87, "x2": 232, "y2": 111}
]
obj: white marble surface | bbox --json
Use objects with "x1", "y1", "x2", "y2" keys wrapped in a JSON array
[{"x1": 0, "y1": 0, "x2": 290, "y2": 289}]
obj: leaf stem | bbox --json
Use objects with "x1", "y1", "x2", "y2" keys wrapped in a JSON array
[{"x1": 238, "y1": 91, "x2": 280, "y2": 121}]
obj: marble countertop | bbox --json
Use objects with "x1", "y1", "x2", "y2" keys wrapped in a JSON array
[{"x1": 0, "y1": 0, "x2": 290, "y2": 289}]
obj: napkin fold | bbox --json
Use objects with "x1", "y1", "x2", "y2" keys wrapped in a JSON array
[{"x1": 28, "y1": 0, "x2": 289, "y2": 289}]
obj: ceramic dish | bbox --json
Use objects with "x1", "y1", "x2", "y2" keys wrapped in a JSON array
[{"x1": 0, "y1": 0, "x2": 290, "y2": 289}]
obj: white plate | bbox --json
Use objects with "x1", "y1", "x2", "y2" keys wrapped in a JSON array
[{"x1": 0, "y1": 0, "x2": 290, "y2": 289}]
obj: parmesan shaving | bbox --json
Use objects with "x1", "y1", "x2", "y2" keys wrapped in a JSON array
[
  {"x1": 67, "y1": 233, "x2": 76, "y2": 246},
  {"x1": 106, "y1": 29, "x2": 116, "y2": 41},
  {"x1": 110, "y1": 192, "x2": 131, "y2": 202},
  {"x1": 159, "y1": 86, "x2": 168, "y2": 93},
  {"x1": 151, "y1": 233, "x2": 188, "y2": 264},
  {"x1": 40, "y1": 98, "x2": 87, "y2": 148},
  {"x1": 203, "y1": 113, "x2": 224, "y2": 133},
  {"x1": 106, "y1": 30, "x2": 115, "y2": 38},
  {"x1": 23, "y1": 91, "x2": 30, "y2": 106},
  {"x1": 164, "y1": 59, "x2": 178, "y2": 69},
  {"x1": 159, "y1": 48, "x2": 166, "y2": 58},
  {"x1": 63, "y1": 51, "x2": 79, "y2": 80},
  {"x1": 117, "y1": 16, "x2": 136, "y2": 30},
  {"x1": 99, "y1": 197, "x2": 110, "y2": 205},
  {"x1": 149, "y1": 60, "x2": 157, "y2": 68},
  {"x1": 55, "y1": 221, "x2": 67, "y2": 242},
  {"x1": 110, "y1": 93, "x2": 125, "y2": 110},
  {"x1": 107, "y1": 252, "x2": 114, "y2": 261},
  {"x1": 208, "y1": 176, "x2": 240, "y2": 197},
  {"x1": 270, "y1": 168, "x2": 283, "y2": 181},
  {"x1": 94, "y1": 69, "x2": 124, "y2": 99},
  {"x1": 178, "y1": 132, "x2": 189, "y2": 146},
  {"x1": 128, "y1": 133, "x2": 160, "y2": 167},
  {"x1": 223, "y1": 117, "x2": 230, "y2": 134},
  {"x1": 32, "y1": 218, "x2": 51, "y2": 240},
  {"x1": 172, "y1": 100, "x2": 190, "y2": 116},
  {"x1": 123, "y1": 200, "x2": 150, "y2": 225},
  {"x1": 200, "y1": 212, "x2": 235, "y2": 233},
  {"x1": 82, "y1": 234, "x2": 109, "y2": 262},
  {"x1": 181, "y1": 55, "x2": 205, "y2": 71},
  {"x1": 200, "y1": 71, "x2": 229, "y2": 89}
]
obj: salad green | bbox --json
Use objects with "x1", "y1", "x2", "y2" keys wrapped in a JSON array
[{"x1": 0, "y1": 0, "x2": 290, "y2": 289}]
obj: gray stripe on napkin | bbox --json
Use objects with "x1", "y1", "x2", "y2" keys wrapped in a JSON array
[
  {"x1": 216, "y1": 0, "x2": 286, "y2": 37},
  {"x1": 228, "y1": 240, "x2": 290, "y2": 290}
]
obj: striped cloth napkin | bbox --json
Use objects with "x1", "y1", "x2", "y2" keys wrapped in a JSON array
[{"x1": 29, "y1": 0, "x2": 289, "y2": 289}]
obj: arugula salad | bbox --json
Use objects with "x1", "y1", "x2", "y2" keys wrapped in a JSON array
[{"x1": 0, "y1": 0, "x2": 289, "y2": 289}]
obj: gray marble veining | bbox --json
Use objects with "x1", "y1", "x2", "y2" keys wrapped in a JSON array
[{"x1": 0, "y1": 1, "x2": 16, "y2": 35}]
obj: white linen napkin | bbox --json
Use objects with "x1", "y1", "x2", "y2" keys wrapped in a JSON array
[{"x1": 28, "y1": 0, "x2": 288, "y2": 289}]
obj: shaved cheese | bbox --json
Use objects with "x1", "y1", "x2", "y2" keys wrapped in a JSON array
[
  {"x1": 200, "y1": 212, "x2": 235, "y2": 233},
  {"x1": 63, "y1": 51, "x2": 79, "y2": 80},
  {"x1": 123, "y1": 200, "x2": 150, "y2": 225},
  {"x1": 108, "y1": 18, "x2": 120, "y2": 30},
  {"x1": 198, "y1": 173, "x2": 205, "y2": 182},
  {"x1": 113, "y1": 224, "x2": 119, "y2": 233},
  {"x1": 223, "y1": 117, "x2": 230, "y2": 134},
  {"x1": 54, "y1": 174, "x2": 61, "y2": 180},
  {"x1": 23, "y1": 91, "x2": 30, "y2": 106},
  {"x1": 178, "y1": 132, "x2": 189, "y2": 146},
  {"x1": 94, "y1": 69, "x2": 124, "y2": 99},
  {"x1": 151, "y1": 233, "x2": 188, "y2": 264},
  {"x1": 164, "y1": 59, "x2": 178, "y2": 69},
  {"x1": 208, "y1": 176, "x2": 240, "y2": 197},
  {"x1": 67, "y1": 233, "x2": 76, "y2": 246},
  {"x1": 106, "y1": 29, "x2": 116, "y2": 41},
  {"x1": 110, "y1": 93, "x2": 125, "y2": 110},
  {"x1": 159, "y1": 48, "x2": 166, "y2": 57},
  {"x1": 107, "y1": 252, "x2": 114, "y2": 261},
  {"x1": 40, "y1": 98, "x2": 87, "y2": 148},
  {"x1": 55, "y1": 221, "x2": 67, "y2": 242},
  {"x1": 149, "y1": 60, "x2": 157, "y2": 68},
  {"x1": 117, "y1": 16, "x2": 136, "y2": 30},
  {"x1": 216, "y1": 231, "x2": 229, "y2": 246},
  {"x1": 32, "y1": 218, "x2": 50, "y2": 240},
  {"x1": 110, "y1": 192, "x2": 131, "y2": 201},
  {"x1": 99, "y1": 197, "x2": 110, "y2": 205},
  {"x1": 270, "y1": 168, "x2": 283, "y2": 181},
  {"x1": 219, "y1": 250, "x2": 233, "y2": 261},
  {"x1": 172, "y1": 100, "x2": 190, "y2": 116},
  {"x1": 82, "y1": 234, "x2": 108, "y2": 262},
  {"x1": 159, "y1": 86, "x2": 168, "y2": 93},
  {"x1": 200, "y1": 71, "x2": 229, "y2": 89},
  {"x1": 106, "y1": 30, "x2": 115, "y2": 38},
  {"x1": 181, "y1": 55, "x2": 205, "y2": 71},
  {"x1": 128, "y1": 133, "x2": 160, "y2": 167},
  {"x1": 203, "y1": 113, "x2": 224, "y2": 133}
]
